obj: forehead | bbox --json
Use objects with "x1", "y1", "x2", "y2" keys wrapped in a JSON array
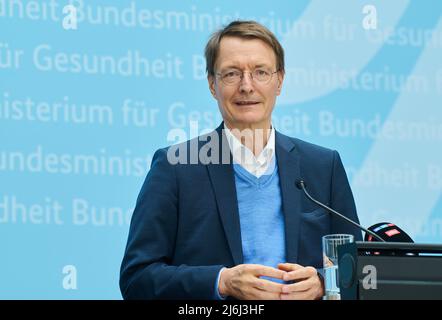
[{"x1": 216, "y1": 36, "x2": 276, "y2": 70}]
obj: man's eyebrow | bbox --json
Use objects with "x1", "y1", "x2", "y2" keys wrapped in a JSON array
[
  {"x1": 254, "y1": 63, "x2": 272, "y2": 68},
  {"x1": 219, "y1": 64, "x2": 241, "y2": 70},
  {"x1": 219, "y1": 63, "x2": 271, "y2": 70}
]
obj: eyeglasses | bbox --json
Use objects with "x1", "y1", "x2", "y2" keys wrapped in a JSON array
[{"x1": 215, "y1": 68, "x2": 279, "y2": 86}]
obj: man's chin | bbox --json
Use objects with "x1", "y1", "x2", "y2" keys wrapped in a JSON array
[{"x1": 228, "y1": 118, "x2": 269, "y2": 129}]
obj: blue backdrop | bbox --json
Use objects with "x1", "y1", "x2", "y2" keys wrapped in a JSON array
[{"x1": 1, "y1": 0, "x2": 441, "y2": 299}]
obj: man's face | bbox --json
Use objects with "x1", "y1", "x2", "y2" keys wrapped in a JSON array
[{"x1": 208, "y1": 36, "x2": 284, "y2": 130}]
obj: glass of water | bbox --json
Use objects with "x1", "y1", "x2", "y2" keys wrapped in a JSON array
[{"x1": 322, "y1": 234, "x2": 354, "y2": 300}]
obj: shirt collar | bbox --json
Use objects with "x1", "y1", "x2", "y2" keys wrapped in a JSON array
[{"x1": 223, "y1": 123, "x2": 275, "y2": 169}]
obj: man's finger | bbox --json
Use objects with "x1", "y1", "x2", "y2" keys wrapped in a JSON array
[
  {"x1": 254, "y1": 289, "x2": 282, "y2": 300},
  {"x1": 253, "y1": 278, "x2": 284, "y2": 293},
  {"x1": 281, "y1": 278, "x2": 312, "y2": 293},
  {"x1": 252, "y1": 265, "x2": 286, "y2": 279},
  {"x1": 277, "y1": 263, "x2": 303, "y2": 271},
  {"x1": 282, "y1": 267, "x2": 317, "y2": 282},
  {"x1": 280, "y1": 290, "x2": 313, "y2": 300}
]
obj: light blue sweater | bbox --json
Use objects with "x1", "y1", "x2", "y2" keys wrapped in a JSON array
[
  {"x1": 214, "y1": 155, "x2": 286, "y2": 299},
  {"x1": 233, "y1": 155, "x2": 286, "y2": 272}
]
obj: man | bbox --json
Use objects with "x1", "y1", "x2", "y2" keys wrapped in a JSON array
[{"x1": 120, "y1": 20, "x2": 362, "y2": 300}]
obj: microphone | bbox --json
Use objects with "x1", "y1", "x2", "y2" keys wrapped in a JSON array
[
  {"x1": 295, "y1": 179, "x2": 385, "y2": 242},
  {"x1": 364, "y1": 222, "x2": 414, "y2": 243},
  {"x1": 364, "y1": 222, "x2": 414, "y2": 256}
]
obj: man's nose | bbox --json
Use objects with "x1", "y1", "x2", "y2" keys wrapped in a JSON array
[{"x1": 239, "y1": 72, "x2": 254, "y2": 93}]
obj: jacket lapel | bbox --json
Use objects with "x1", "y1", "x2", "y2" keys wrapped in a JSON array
[
  {"x1": 275, "y1": 132, "x2": 301, "y2": 263},
  {"x1": 206, "y1": 124, "x2": 243, "y2": 265}
]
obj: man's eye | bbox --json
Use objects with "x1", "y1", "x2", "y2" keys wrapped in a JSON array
[
  {"x1": 224, "y1": 71, "x2": 239, "y2": 78},
  {"x1": 255, "y1": 69, "x2": 269, "y2": 76}
]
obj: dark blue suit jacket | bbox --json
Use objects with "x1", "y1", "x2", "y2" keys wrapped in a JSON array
[{"x1": 120, "y1": 123, "x2": 362, "y2": 299}]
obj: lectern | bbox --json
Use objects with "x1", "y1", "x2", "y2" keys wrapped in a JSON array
[{"x1": 338, "y1": 242, "x2": 442, "y2": 300}]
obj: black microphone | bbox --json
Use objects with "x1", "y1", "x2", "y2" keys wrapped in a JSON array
[
  {"x1": 364, "y1": 222, "x2": 414, "y2": 243},
  {"x1": 295, "y1": 179, "x2": 385, "y2": 242}
]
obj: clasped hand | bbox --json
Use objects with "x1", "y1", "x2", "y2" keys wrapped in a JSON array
[{"x1": 218, "y1": 263, "x2": 324, "y2": 300}]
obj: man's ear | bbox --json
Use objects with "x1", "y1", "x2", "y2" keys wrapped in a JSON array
[
  {"x1": 276, "y1": 71, "x2": 285, "y2": 95},
  {"x1": 208, "y1": 75, "x2": 217, "y2": 99}
]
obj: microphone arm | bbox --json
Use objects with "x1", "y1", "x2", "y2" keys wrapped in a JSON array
[{"x1": 296, "y1": 180, "x2": 385, "y2": 242}]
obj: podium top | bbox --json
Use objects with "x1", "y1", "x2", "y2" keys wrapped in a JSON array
[{"x1": 355, "y1": 241, "x2": 442, "y2": 254}]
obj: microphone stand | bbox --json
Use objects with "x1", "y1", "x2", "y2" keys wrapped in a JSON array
[{"x1": 296, "y1": 180, "x2": 385, "y2": 242}]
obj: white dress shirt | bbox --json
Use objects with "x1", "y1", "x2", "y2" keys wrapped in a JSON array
[{"x1": 224, "y1": 124, "x2": 275, "y2": 178}]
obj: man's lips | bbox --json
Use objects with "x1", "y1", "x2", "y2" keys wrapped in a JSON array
[{"x1": 234, "y1": 101, "x2": 260, "y2": 106}]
